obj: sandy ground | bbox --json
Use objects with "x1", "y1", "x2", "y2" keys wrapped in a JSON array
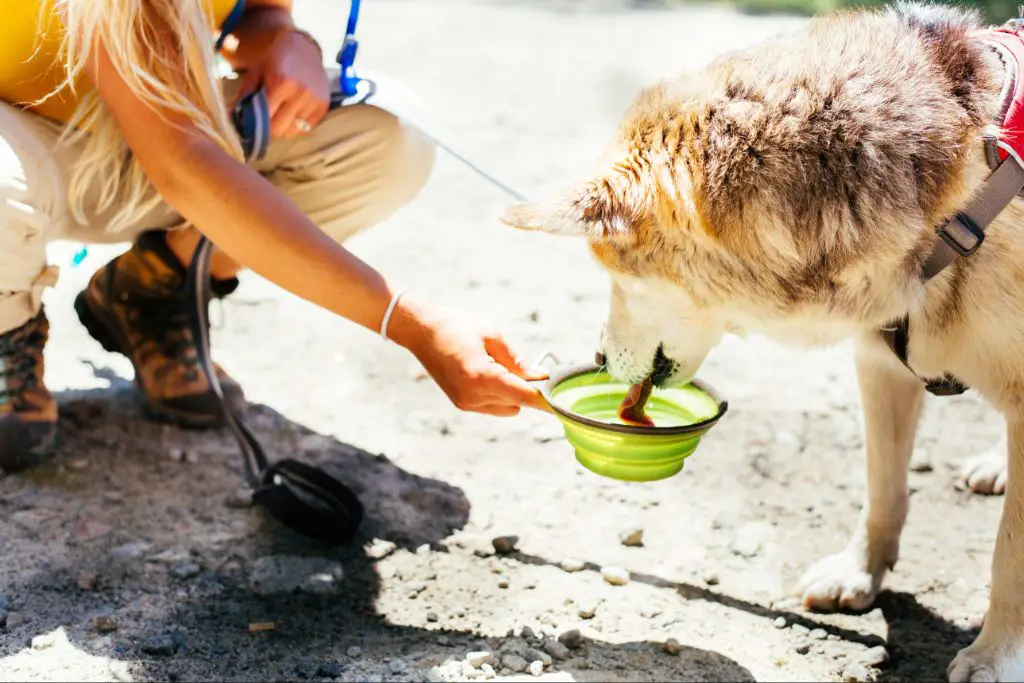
[{"x1": 0, "y1": 1, "x2": 1011, "y2": 681}]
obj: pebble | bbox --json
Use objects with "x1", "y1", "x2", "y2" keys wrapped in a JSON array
[
  {"x1": 466, "y1": 651, "x2": 493, "y2": 667},
  {"x1": 141, "y1": 634, "x2": 176, "y2": 656},
  {"x1": 31, "y1": 633, "x2": 56, "y2": 651},
  {"x1": 794, "y1": 641, "x2": 811, "y2": 655},
  {"x1": 77, "y1": 572, "x2": 98, "y2": 591},
  {"x1": 425, "y1": 667, "x2": 444, "y2": 683},
  {"x1": 492, "y1": 536, "x2": 519, "y2": 554},
  {"x1": 528, "y1": 660, "x2": 544, "y2": 677},
  {"x1": 109, "y1": 541, "x2": 151, "y2": 560},
  {"x1": 600, "y1": 565, "x2": 630, "y2": 586},
  {"x1": 526, "y1": 648, "x2": 551, "y2": 667},
  {"x1": 861, "y1": 645, "x2": 890, "y2": 668},
  {"x1": 318, "y1": 661, "x2": 346, "y2": 678},
  {"x1": 0, "y1": 595, "x2": 10, "y2": 610},
  {"x1": 365, "y1": 539, "x2": 397, "y2": 560},
  {"x1": 558, "y1": 629, "x2": 584, "y2": 650},
  {"x1": 6, "y1": 613, "x2": 25, "y2": 628},
  {"x1": 502, "y1": 654, "x2": 528, "y2": 673},
  {"x1": 619, "y1": 527, "x2": 644, "y2": 547},
  {"x1": 295, "y1": 658, "x2": 318, "y2": 679},
  {"x1": 480, "y1": 663, "x2": 496, "y2": 679},
  {"x1": 461, "y1": 661, "x2": 481, "y2": 680},
  {"x1": 843, "y1": 662, "x2": 872, "y2": 682},
  {"x1": 224, "y1": 488, "x2": 254, "y2": 509},
  {"x1": 791, "y1": 624, "x2": 810, "y2": 637},
  {"x1": 810, "y1": 628, "x2": 828, "y2": 640},
  {"x1": 910, "y1": 450, "x2": 934, "y2": 473},
  {"x1": 543, "y1": 639, "x2": 571, "y2": 661},
  {"x1": 663, "y1": 638, "x2": 682, "y2": 655},
  {"x1": 577, "y1": 601, "x2": 597, "y2": 619},
  {"x1": 703, "y1": 570, "x2": 720, "y2": 586},
  {"x1": 92, "y1": 615, "x2": 118, "y2": 633},
  {"x1": 169, "y1": 562, "x2": 201, "y2": 580},
  {"x1": 389, "y1": 659, "x2": 407, "y2": 674},
  {"x1": 426, "y1": 611, "x2": 439, "y2": 623},
  {"x1": 249, "y1": 555, "x2": 344, "y2": 595},
  {"x1": 773, "y1": 616, "x2": 787, "y2": 629},
  {"x1": 346, "y1": 646, "x2": 362, "y2": 658},
  {"x1": 102, "y1": 491, "x2": 124, "y2": 504},
  {"x1": 560, "y1": 558, "x2": 585, "y2": 573},
  {"x1": 437, "y1": 635, "x2": 450, "y2": 646},
  {"x1": 66, "y1": 457, "x2": 89, "y2": 471},
  {"x1": 497, "y1": 577, "x2": 510, "y2": 589},
  {"x1": 362, "y1": 676, "x2": 383, "y2": 683}
]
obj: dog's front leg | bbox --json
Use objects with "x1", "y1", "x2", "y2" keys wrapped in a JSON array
[
  {"x1": 948, "y1": 414, "x2": 1024, "y2": 682},
  {"x1": 798, "y1": 342, "x2": 923, "y2": 611}
]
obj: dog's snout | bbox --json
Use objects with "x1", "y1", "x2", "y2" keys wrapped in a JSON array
[{"x1": 595, "y1": 350, "x2": 607, "y2": 366}]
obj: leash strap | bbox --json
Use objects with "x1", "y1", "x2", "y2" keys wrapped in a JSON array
[{"x1": 185, "y1": 236, "x2": 364, "y2": 545}]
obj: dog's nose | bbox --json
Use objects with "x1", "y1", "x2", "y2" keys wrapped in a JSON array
[{"x1": 595, "y1": 350, "x2": 607, "y2": 366}]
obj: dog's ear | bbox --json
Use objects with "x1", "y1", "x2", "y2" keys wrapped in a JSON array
[{"x1": 499, "y1": 172, "x2": 641, "y2": 239}]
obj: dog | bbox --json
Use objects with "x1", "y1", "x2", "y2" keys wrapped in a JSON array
[{"x1": 502, "y1": 3, "x2": 1024, "y2": 680}]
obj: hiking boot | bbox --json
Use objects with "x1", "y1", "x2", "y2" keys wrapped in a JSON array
[
  {"x1": 0, "y1": 310, "x2": 58, "y2": 473},
  {"x1": 74, "y1": 231, "x2": 246, "y2": 428}
]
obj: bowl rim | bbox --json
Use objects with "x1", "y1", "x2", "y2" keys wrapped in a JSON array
[{"x1": 538, "y1": 363, "x2": 729, "y2": 437}]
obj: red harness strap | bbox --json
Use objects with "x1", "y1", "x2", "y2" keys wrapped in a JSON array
[{"x1": 977, "y1": 27, "x2": 1024, "y2": 168}]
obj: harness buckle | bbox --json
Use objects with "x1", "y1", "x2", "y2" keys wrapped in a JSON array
[
  {"x1": 337, "y1": 36, "x2": 360, "y2": 97},
  {"x1": 936, "y1": 211, "x2": 985, "y2": 257}
]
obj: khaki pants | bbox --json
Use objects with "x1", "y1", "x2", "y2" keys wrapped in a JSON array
[{"x1": 0, "y1": 70, "x2": 435, "y2": 334}]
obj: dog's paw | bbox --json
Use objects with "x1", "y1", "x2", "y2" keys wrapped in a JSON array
[
  {"x1": 957, "y1": 445, "x2": 1007, "y2": 496},
  {"x1": 797, "y1": 550, "x2": 884, "y2": 612},
  {"x1": 948, "y1": 638, "x2": 1024, "y2": 682}
]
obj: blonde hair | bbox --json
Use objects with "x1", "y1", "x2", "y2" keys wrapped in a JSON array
[{"x1": 42, "y1": 0, "x2": 244, "y2": 234}]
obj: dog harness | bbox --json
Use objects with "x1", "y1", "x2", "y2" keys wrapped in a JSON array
[{"x1": 879, "y1": 22, "x2": 1024, "y2": 396}]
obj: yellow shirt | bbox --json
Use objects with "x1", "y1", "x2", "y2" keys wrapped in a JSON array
[{"x1": 2, "y1": 0, "x2": 240, "y2": 123}]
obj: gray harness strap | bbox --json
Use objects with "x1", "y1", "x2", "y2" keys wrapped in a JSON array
[{"x1": 878, "y1": 36, "x2": 1024, "y2": 396}]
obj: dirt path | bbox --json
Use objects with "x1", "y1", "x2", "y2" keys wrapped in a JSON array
[{"x1": 0, "y1": 1, "x2": 1007, "y2": 681}]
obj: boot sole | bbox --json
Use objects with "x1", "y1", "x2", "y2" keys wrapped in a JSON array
[{"x1": 74, "y1": 291, "x2": 226, "y2": 430}]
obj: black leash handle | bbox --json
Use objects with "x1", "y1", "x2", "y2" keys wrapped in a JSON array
[{"x1": 185, "y1": 230, "x2": 363, "y2": 546}]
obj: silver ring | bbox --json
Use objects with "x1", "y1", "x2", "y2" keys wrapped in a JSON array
[{"x1": 294, "y1": 118, "x2": 312, "y2": 133}]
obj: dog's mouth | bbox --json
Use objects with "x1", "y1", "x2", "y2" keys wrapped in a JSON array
[{"x1": 595, "y1": 345, "x2": 677, "y2": 387}]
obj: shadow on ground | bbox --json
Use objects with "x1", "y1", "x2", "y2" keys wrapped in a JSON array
[{"x1": 1, "y1": 382, "x2": 755, "y2": 682}]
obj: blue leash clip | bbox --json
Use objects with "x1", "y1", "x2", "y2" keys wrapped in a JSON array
[{"x1": 337, "y1": 0, "x2": 362, "y2": 98}]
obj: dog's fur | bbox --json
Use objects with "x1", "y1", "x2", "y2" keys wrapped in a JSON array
[{"x1": 502, "y1": 3, "x2": 1024, "y2": 680}]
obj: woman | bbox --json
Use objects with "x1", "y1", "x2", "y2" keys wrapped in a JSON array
[{"x1": 0, "y1": 0, "x2": 547, "y2": 472}]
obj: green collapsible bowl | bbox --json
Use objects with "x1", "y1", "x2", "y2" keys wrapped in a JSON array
[{"x1": 538, "y1": 363, "x2": 728, "y2": 482}]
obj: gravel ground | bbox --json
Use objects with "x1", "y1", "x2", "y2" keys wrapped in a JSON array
[{"x1": 0, "y1": 1, "x2": 1007, "y2": 681}]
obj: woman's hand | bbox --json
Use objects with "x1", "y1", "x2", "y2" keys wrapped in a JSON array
[
  {"x1": 387, "y1": 293, "x2": 550, "y2": 417},
  {"x1": 235, "y1": 29, "x2": 329, "y2": 139}
]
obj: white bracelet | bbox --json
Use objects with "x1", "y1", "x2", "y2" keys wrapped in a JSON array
[{"x1": 380, "y1": 289, "x2": 408, "y2": 342}]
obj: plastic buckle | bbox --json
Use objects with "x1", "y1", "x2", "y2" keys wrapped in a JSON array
[
  {"x1": 936, "y1": 212, "x2": 985, "y2": 257},
  {"x1": 337, "y1": 36, "x2": 360, "y2": 97}
]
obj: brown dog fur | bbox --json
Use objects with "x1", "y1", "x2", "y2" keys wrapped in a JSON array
[{"x1": 503, "y1": 4, "x2": 1024, "y2": 680}]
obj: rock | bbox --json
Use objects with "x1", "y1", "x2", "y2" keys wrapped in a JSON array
[
  {"x1": 773, "y1": 616, "x2": 787, "y2": 629},
  {"x1": 92, "y1": 615, "x2": 118, "y2": 633},
  {"x1": 528, "y1": 660, "x2": 544, "y2": 677},
  {"x1": 640, "y1": 603, "x2": 663, "y2": 618},
  {"x1": 318, "y1": 661, "x2": 346, "y2": 678},
  {"x1": 663, "y1": 638, "x2": 682, "y2": 655},
  {"x1": 31, "y1": 633, "x2": 56, "y2": 650},
  {"x1": 729, "y1": 528, "x2": 762, "y2": 558},
  {"x1": 0, "y1": 609, "x2": 6, "y2": 628},
  {"x1": 295, "y1": 658, "x2": 318, "y2": 679},
  {"x1": 794, "y1": 641, "x2": 811, "y2": 655},
  {"x1": 169, "y1": 562, "x2": 201, "y2": 580},
  {"x1": 526, "y1": 648, "x2": 551, "y2": 667},
  {"x1": 425, "y1": 667, "x2": 445, "y2": 683},
  {"x1": 521, "y1": 626, "x2": 539, "y2": 642},
  {"x1": 224, "y1": 488, "x2": 254, "y2": 509},
  {"x1": 362, "y1": 676, "x2": 383, "y2": 683},
  {"x1": 702, "y1": 570, "x2": 720, "y2": 586},
  {"x1": 365, "y1": 539, "x2": 396, "y2": 560},
  {"x1": 0, "y1": 595, "x2": 10, "y2": 610},
  {"x1": 492, "y1": 536, "x2": 519, "y2": 555},
  {"x1": 389, "y1": 659, "x2": 407, "y2": 674},
  {"x1": 426, "y1": 611, "x2": 439, "y2": 623},
  {"x1": 66, "y1": 457, "x2": 89, "y2": 471},
  {"x1": 102, "y1": 491, "x2": 124, "y2": 504},
  {"x1": 249, "y1": 555, "x2": 344, "y2": 595},
  {"x1": 910, "y1": 450, "x2": 933, "y2": 473},
  {"x1": 437, "y1": 636, "x2": 450, "y2": 646},
  {"x1": 558, "y1": 629, "x2": 584, "y2": 650},
  {"x1": 500, "y1": 638, "x2": 528, "y2": 658},
  {"x1": 810, "y1": 628, "x2": 828, "y2": 640},
  {"x1": 560, "y1": 558, "x2": 585, "y2": 573},
  {"x1": 791, "y1": 624, "x2": 810, "y2": 637},
  {"x1": 502, "y1": 654, "x2": 528, "y2": 673},
  {"x1": 6, "y1": 613, "x2": 25, "y2": 628},
  {"x1": 480, "y1": 663, "x2": 496, "y2": 679},
  {"x1": 600, "y1": 565, "x2": 630, "y2": 586},
  {"x1": 346, "y1": 646, "x2": 362, "y2": 658},
  {"x1": 462, "y1": 661, "x2": 482, "y2": 679},
  {"x1": 843, "y1": 662, "x2": 872, "y2": 682},
  {"x1": 466, "y1": 651, "x2": 493, "y2": 668},
  {"x1": 861, "y1": 646, "x2": 890, "y2": 668},
  {"x1": 543, "y1": 639, "x2": 571, "y2": 661},
  {"x1": 577, "y1": 601, "x2": 597, "y2": 619},
  {"x1": 497, "y1": 577, "x2": 510, "y2": 589},
  {"x1": 141, "y1": 634, "x2": 176, "y2": 656},
  {"x1": 619, "y1": 527, "x2": 644, "y2": 547}
]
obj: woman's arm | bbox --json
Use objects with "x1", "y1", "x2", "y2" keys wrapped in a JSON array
[{"x1": 80, "y1": 17, "x2": 547, "y2": 415}]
